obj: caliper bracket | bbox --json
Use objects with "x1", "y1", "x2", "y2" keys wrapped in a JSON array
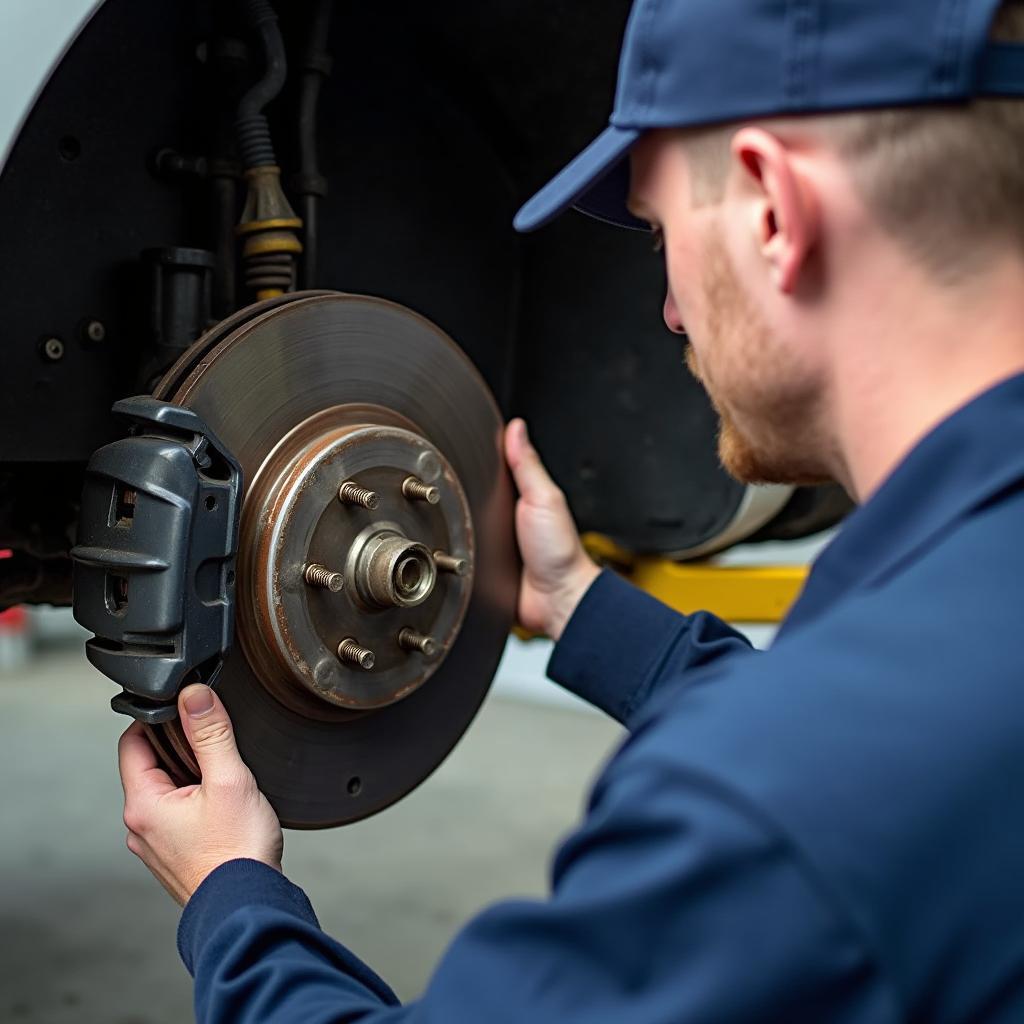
[{"x1": 71, "y1": 397, "x2": 242, "y2": 724}]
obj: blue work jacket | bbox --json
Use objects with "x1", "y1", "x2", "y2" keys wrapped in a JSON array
[{"x1": 179, "y1": 372, "x2": 1024, "y2": 1023}]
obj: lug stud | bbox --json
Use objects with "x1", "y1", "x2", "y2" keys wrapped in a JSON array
[
  {"x1": 338, "y1": 638, "x2": 375, "y2": 669},
  {"x1": 398, "y1": 627, "x2": 440, "y2": 658},
  {"x1": 402, "y1": 476, "x2": 440, "y2": 505},
  {"x1": 304, "y1": 563, "x2": 344, "y2": 592},
  {"x1": 338, "y1": 481, "x2": 380, "y2": 510},
  {"x1": 433, "y1": 550, "x2": 469, "y2": 576}
]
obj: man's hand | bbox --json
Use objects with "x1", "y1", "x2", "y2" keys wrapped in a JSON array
[
  {"x1": 118, "y1": 684, "x2": 283, "y2": 906},
  {"x1": 505, "y1": 418, "x2": 600, "y2": 641}
]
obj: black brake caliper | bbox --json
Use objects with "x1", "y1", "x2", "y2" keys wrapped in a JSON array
[{"x1": 71, "y1": 397, "x2": 242, "y2": 724}]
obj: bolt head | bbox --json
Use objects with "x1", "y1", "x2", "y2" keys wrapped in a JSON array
[
  {"x1": 41, "y1": 337, "x2": 64, "y2": 362},
  {"x1": 84, "y1": 319, "x2": 106, "y2": 343}
]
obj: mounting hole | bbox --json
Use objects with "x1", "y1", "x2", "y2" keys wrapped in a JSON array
[
  {"x1": 225, "y1": 569, "x2": 235, "y2": 586},
  {"x1": 58, "y1": 135, "x2": 81, "y2": 162},
  {"x1": 205, "y1": 496, "x2": 218, "y2": 511},
  {"x1": 347, "y1": 776, "x2": 362, "y2": 796}
]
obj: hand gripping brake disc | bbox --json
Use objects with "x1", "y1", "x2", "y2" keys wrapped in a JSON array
[{"x1": 133, "y1": 291, "x2": 516, "y2": 828}]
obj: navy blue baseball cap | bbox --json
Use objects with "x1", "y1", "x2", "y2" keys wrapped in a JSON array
[{"x1": 514, "y1": 0, "x2": 1024, "y2": 233}]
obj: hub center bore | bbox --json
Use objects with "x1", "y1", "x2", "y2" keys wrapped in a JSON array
[
  {"x1": 237, "y1": 407, "x2": 475, "y2": 715},
  {"x1": 351, "y1": 530, "x2": 438, "y2": 610}
]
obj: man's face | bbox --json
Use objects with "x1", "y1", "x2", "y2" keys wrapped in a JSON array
[{"x1": 628, "y1": 131, "x2": 831, "y2": 486}]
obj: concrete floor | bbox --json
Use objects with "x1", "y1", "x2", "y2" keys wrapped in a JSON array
[{"x1": 0, "y1": 645, "x2": 622, "y2": 1023}]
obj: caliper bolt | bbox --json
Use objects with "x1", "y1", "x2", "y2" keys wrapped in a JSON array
[
  {"x1": 402, "y1": 476, "x2": 440, "y2": 505},
  {"x1": 398, "y1": 627, "x2": 440, "y2": 658},
  {"x1": 338, "y1": 481, "x2": 380, "y2": 510},
  {"x1": 434, "y1": 551, "x2": 469, "y2": 576},
  {"x1": 338, "y1": 638, "x2": 375, "y2": 670},
  {"x1": 304, "y1": 563, "x2": 344, "y2": 592}
]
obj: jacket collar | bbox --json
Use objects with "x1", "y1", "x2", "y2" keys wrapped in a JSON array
[{"x1": 780, "y1": 371, "x2": 1024, "y2": 636}]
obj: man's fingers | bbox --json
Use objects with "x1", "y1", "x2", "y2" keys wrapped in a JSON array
[
  {"x1": 178, "y1": 684, "x2": 248, "y2": 789},
  {"x1": 505, "y1": 418, "x2": 562, "y2": 506},
  {"x1": 118, "y1": 722, "x2": 177, "y2": 801}
]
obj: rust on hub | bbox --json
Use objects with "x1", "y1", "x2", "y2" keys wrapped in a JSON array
[{"x1": 237, "y1": 411, "x2": 475, "y2": 717}]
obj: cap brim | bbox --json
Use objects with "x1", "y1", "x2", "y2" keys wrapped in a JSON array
[{"x1": 513, "y1": 125, "x2": 647, "y2": 233}]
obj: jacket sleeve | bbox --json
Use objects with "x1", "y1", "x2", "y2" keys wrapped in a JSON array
[
  {"x1": 546, "y1": 568, "x2": 756, "y2": 726},
  {"x1": 179, "y1": 726, "x2": 897, "y2": 1024},
  {"x1": 179, "y1": 858, "x2": 406, "y2": 1024}
]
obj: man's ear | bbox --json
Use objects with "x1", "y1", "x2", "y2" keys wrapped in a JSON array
[{"x1": 730, "y1": 127, "x2": 819, "y2": 295}]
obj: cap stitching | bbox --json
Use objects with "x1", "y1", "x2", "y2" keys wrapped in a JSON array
[
  {"x1": 933, "y1": 0, "x2": 967, "y2": 95},
  {"x1": 784, "y1": 0, "x2": 820, "y2": 107},
  {"x1": 639, "y1": 0, "x2": 664, "y2": 118}
]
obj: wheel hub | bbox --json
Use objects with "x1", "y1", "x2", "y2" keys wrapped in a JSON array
[{"x1": 240, "y1": 412, "x2": 474, "y2": 715}]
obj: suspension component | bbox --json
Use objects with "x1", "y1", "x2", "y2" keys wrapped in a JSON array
[
  {"x1": 237, "y1": 166, "x2": 303, "y2": 299},
  {"x1": 235, "y1": 0, "x2": 302, "y2": 300}
]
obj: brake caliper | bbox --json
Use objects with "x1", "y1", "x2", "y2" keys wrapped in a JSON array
[{"x1": 72, "y1": 397, "x2": 242, "y2": 723}]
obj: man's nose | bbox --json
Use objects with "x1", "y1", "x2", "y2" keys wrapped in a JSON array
[{"x1": 663, "y1": 291, "x2": 686, "y2": 335}]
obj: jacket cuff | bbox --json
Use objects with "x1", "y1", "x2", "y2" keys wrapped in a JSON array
[
  {"x1": 547, "y1": 568, "x2": 686, "y2": 722},
  {"x1": 178, "y1": 858, "x2": 317, "y2": 974}
]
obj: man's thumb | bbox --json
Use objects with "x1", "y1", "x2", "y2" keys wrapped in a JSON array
[
  {"x1": 506, "y1": 418, "x2": 561, "y2": 505},
  {"x1": 178, "y1": 684, "x2": 245, "y2": 784}
]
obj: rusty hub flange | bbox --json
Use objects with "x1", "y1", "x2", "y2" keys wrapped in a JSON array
[
  {"x1": 242, "y1": 412, "x2": 474, "y2": 715},
  {"x1": 145, "y1": 292, "x2": 517, "y2": 827}
]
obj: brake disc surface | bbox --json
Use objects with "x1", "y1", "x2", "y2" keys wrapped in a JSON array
[{"x1": 148, "y1": 292, "x2": 517, "y2": 827}]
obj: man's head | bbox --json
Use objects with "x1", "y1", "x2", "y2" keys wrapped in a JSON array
[
  {"x1": 516, "y1": 0, "x2": 1024, "y2": 496},
  {"x1": 627, "y1": 126, "x2": 835, "y2": 486}
]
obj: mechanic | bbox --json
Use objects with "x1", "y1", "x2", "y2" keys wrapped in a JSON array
[{"x1": 118, "y1": 0, "x2": 1024, "y2": 1019}]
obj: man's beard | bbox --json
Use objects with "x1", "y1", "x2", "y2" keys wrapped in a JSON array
[{"x1": 689, "y1": 237, "x2": 833, "y2": 487}]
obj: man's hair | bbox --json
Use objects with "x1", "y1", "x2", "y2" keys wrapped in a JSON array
[{"x1": 684, "y1": 0, "x2": 1024, "y2": 283}]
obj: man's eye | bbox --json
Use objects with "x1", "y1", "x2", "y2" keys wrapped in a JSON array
[{"x1": 651, "y1": 227, "x2": 664, "y2": 253}]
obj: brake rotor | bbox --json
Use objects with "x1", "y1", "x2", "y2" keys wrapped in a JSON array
[{"x1": 147, "y1": 292, "x2": 517, "y2": 828}]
